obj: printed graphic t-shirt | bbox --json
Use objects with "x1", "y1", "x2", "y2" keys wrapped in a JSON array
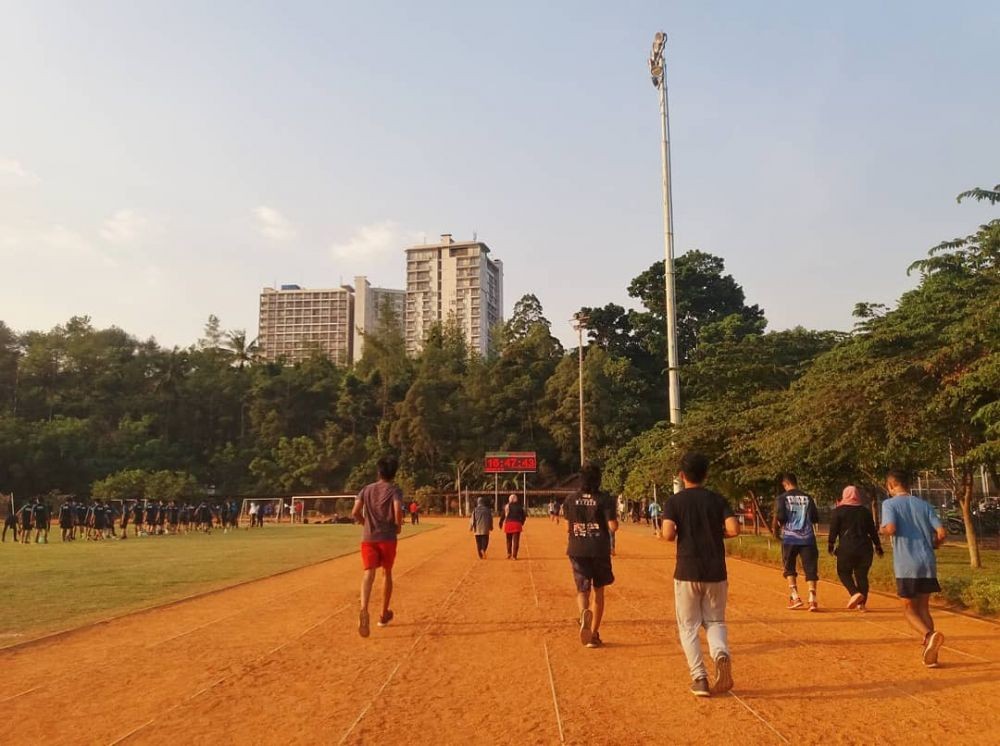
[
  {"x1": 564, "y1": 491, "x2": 616, "y2": 558},
  {"x1": 775, "y1": 489, "x2": 819, "y2": 545}
]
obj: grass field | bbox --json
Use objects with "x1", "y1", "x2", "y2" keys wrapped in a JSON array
[
  {"x1": 2, "y1": 523, "x2": 435, "y2": 644},
  {"x1": 722, "y1": 531, "x2": 1000, "y2": 614}
]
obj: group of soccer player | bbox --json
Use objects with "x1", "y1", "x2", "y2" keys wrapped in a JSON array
[
  {"x1": 2, "y1": 497, "x2": 246, "y2": 544},
  {"x1": 349, "y1": 452, "x2": 951, "y2": 699}
]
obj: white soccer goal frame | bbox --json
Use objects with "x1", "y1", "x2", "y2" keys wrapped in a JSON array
[
  {"x1": 240, "y1": 497, "x2": 284, "y2": 525},
  {"x1": 290, "y1": 495, "x2": 357, "y2": 524}
]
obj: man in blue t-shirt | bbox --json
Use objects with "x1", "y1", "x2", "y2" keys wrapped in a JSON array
[
  {"x1": 880, "y1": 469, "x2": 947, "y2": 668},
  {"x1": 773, "y1": 473, "x2": 820, "y2": 611}
]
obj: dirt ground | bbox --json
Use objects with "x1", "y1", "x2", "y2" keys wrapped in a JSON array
[{"x1": 3, "y1": 518, "x2": 998, "y2": 745}]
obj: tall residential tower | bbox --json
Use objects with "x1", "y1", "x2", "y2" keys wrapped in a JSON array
[{"x1": 404, "y1": 234, "x2": 503, "y2": 356}]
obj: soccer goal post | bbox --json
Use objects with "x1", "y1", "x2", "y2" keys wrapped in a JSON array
[
  {"x1": 240, "y1": 497, "x2": 284, "y2": 524},
  {"x1": 290, "y1": 495, "x2": 357, "y2": 524}
]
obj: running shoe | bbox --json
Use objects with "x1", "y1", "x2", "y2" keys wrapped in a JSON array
[
  {"x1": 712, "y1": 654, "x2": 734, "y2": 694},
  {"x1": 808, "y1": 599, "x2": 819, "y2": 612},
  {"x1": 847, "y1": 592, "x2": 864, "y2": 609},
  {"x1": 787, "y1": 596, "x2": 804, "y2": 610},
  {"x1": 922, "y1": 631, "x2": 944, "y2": 668},
  {"x1": 857, "y1": 604, "x2": 867, "y2": 613},
  {"x1": 358, "y1": 609, "x2": 370, "y2": 638},
  {"x1": 690, "y1": 678, "x2": 710, "y2": 698},
  {"x1": 377, "y1": 610, "x2": 394, "y2": 627},
  {"x1": 586, "y1": 632, "x2": 603, "y2": 649},
  {"x1": 579, "y1": 608, "x2": 594, "y2": 645}
]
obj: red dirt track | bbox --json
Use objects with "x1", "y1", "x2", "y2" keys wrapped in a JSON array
[{"x1": 3, "y1": 519, "x2": 999, "y2": 745}]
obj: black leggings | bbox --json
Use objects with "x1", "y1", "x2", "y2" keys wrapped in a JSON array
[
  {"x1": 836, "y1": 549, "x2": 873, "y2": 598},
  {"x1": 505, "y1": 532, "x2": 521, "y2": 558}
]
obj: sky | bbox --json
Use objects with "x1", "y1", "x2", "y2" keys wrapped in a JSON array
[{"x1": 1, "y1": 0, "x2": 997, "y2": 349}]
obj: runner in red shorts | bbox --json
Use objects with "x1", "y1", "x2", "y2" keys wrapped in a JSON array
[{"x1": 352, "y1": 455, "x2": 405, "y2": 637}]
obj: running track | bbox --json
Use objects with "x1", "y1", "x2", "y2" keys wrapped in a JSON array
[{"x1": 2, "y1": 519, "x2": 998, "y2": 745}]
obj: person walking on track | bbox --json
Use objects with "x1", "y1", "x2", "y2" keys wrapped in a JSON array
[
  {"x1": 773, "y1": 473, "x2": 821, "y2": 611},
  {"x1": 500, "y1": 494, "x2": 526, "y2": 560},
  {"x1": 880, "y1": 469, "x2": 947, "y2": 668},
  {"x1": 649, "y1": 498, "x2": 663, "y2": 537},
  {"x1": 663, "y1": 452, "x2": 740, "y2": 698},
  {"x1": 469, "y1": 497, "x2": 493, "y2": 558},
  {"x1": 352, "y1": 455, "x2": 405, "y2": 638},
  {"x1": 828, "y1": 485, "x2": 883, "y2": 611},
  {"x1": 564, "y1": 462, "x2": 618, "y2": 648}
]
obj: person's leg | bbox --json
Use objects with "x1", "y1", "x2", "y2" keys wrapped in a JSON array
[
  {"x1": 803, "y1": 544, "x2": 820, "y2": 607},
  {"x1": 856, "y1": 552, "x2": 872, "y2": 602},
  {"x1": 512, "y1": 532, "x2": 520, "y2": 559},
  {"x1": 836, "y1": 552, "x2": 858, "y2": 596},
  {"x1": 782, "y1": 544, "x2": 802, "y2": 605},
  {"x1": 901, "y1": 595, "x2": 931, "y2": 638},
  {"x1": 591, "y1": 586, "x2": 605, "y2": 634},
  {"x1": 381, "y1": 568, "x2": 393, "y2": 617},
  {"x1": 916, "y1": 593, "x2": 934, "y2": 633},
  {"x1": 674, "y1": 581, "x2": 708, "y2": 682},
  {"x1": 703, "y1": 581, "x2": 733, "y2": 693},
  {"x1": 505, "y1": 533, "x2": 513, "y2": 558}
]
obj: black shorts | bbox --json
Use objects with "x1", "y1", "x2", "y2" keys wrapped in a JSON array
[
  {"x1": 896, "y1": 577, "x2": 941, "y2": 599},
  {"x1": 60, "y1": 520, "x2": 73, "y2": 530},
  {"x1": 781, "y1": 543, "x2": 819, "y2": 581},
  {"x1": 569, "y1": 556, "x2": 615, "y2": 593}
]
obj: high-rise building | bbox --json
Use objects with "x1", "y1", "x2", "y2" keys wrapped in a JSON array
[
  {"x1": 258, "y1": 284, "x2": 355, "y2": 365},
  {"x1": 353, "y1": 275, "x2": 406, "y2": 361},
  {"x1": 405, "y1": 234, "x2": 504, "y2": 356}
]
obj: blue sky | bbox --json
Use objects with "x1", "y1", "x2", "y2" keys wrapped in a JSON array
[{"x1": 1, "y1": 0, "x2": 997, "y2": 348}]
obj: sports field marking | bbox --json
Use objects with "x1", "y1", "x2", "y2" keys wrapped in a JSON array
[
  {"x1": 337, "y1": 559, "x2": 478, "y2": 744},
  {"x1": 0, "y1": 685, "x2": 42, "y2": 704},
  {"x1": 522, "y1": 534, "x2": 541, "y2": 608},
  {"x1": 543, "y1": 640, "x2": 566, "y2": 744},
  {"x1": 727, "y1": 691, "x2": 791, "y2": 744}
]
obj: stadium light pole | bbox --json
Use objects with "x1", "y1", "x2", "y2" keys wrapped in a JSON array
[
  {"x1": 649, "y1": 31, "x2": 682, "y2": 490},
  {"x1": 572, "y1": 313, "x2": 589, "y2": 467}
]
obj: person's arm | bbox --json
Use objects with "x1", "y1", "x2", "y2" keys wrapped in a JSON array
[
  {"x1": 723, "y1": 516, "x2": 740, "y2": 538},
  {"x1": 772, "y1": 496, "x2": 785, "y2": 535},
  {"x1": 865, "y1": 509, "x2": 884, "y2": 555},
  {"x1": 879, "y1": 500, "x2": 895, "y2": 536},
  {"x1": 394, "y1": 498, "x2": 404, "y2": 534},
  {"x1": 662, "y1": 498, "x2": 677, "y2": 541},
  {"x1": 933, "y1": 525, "x2": 946, "y2": 549},
  {"x1": 809, "y1": 498, "x2": 819, "y2": 531},
  {"x1": 827, "y1": 510, "x2": 840, "y2": 555},
  {"x1": 351, "y1": 497, "x2": 363, "y2": 524}
]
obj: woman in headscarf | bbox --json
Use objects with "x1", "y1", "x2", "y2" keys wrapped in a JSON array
[
  {"x1": 500, "y1": 494, "x2": 526, "y2": 560},
  {"x1": 469, "y1": 497, "x2": 493, "y2": 558},
  {"x1": 828, "y1": 485, "x2": 884, "y2": 611}
]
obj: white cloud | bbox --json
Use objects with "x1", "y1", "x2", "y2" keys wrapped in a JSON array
[
  {"x1": 0, "y1": 158, "x2": 41, "y2": 186},
  {"x1": 0, "y1": 222, "x2": 116, "y2": 266},
  {"x1": 100, "y1": 209, "x2": 148, "y2": 244},
  {"x1": 330, "y1": 221, "x2": 417, "y2": 261},
  {"x1": 254, "y1": 205, "x2": 297, "y2": 241}
]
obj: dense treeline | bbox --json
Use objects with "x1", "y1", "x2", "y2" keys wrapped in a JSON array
[{"x1": 0, "y1": 185, "x2": 996, "y2": 565}]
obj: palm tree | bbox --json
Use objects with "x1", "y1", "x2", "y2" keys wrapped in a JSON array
[{"x1": 225, "y1": 330, "x2": 258, "y2": 370}]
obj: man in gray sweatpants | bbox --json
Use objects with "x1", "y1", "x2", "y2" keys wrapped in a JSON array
[{"x1": 663, "y1": 452, "x2": 741, "y2": 697}]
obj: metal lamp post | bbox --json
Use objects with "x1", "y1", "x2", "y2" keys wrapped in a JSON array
[
  {"x1": 572, "y1": 313, "x2": 589, "y2": 466},
  {"x1": 649, "y1": 31, "x2": 682, "y2": 489}
]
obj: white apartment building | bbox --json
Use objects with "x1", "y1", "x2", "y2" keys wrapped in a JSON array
[
  {"x1": 258, "y1": 284, "x2": 354, "y2": 365},
  {"x1": 405, "y1": 234, "x2": 504, "y2": 356},
  {"x1": 353, "y1": 275, "x2": 406, "y2": 361}
]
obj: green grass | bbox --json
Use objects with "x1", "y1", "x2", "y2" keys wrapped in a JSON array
[
  {"x1": 1, "y1": 523, "x2": 436, "y2": 645},
  {"x1": 725, "y1": 533, "x2": 1000, "y2": 615}
]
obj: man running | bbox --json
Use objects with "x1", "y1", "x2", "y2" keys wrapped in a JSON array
[
  {"x1": 773, "y1": 473, "x2": 821, "y2": 611},
  {"x1": 58, "y1": 498, "x2": 74, "y2": 542},
  {"x1": 663, "y1": 452, "x2": 740, "y2": 697},
  {"x1": 352, "y1": 455, "x2": 404, "y2": 637},
  {"x1": 18, "y1": 499, "x2": 34, "y2": 544},
  {"x1": 880, "y1": 469, "x2": 947, "y2": 667},
  {"x1": 469, "y1": 497, "x2": 493, "y2": 558},
  {"x1": 649, "y1": 498, "x2": 663, "y2": 537},
  {"x1": 564, "y1": 462, "x2": 617, "y2": 648}
]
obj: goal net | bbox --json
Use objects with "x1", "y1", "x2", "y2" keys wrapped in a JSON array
[
  {"x1": 290, "y1": 495, "x2": 357, "y2": 524},
  {"x1": 240, "y1": 497, "x2": 285, "y2": 525}
]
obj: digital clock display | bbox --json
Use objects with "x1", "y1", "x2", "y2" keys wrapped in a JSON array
[{"x1": 484, "y1": 452, "x2": 538, "y2": 474}]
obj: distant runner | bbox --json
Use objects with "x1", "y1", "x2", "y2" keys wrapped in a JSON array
[
  {"x1": 773, "y1": 473, "x2": 820, "y2": 611},
  {"x1": 500, "y1": 495, "x2": 526, "y2": 560},
  {"x1": 828, "y1": 485, "x2": 883, "y2": 611},
  {"x1": 469, "y1": 497, "x2": 493, "y2": 559},
  {"x1": 352, "y1": 455, "x2": 404, "y2": 637},
  {"x1": 880, "y1": 469, "x2": 947, "y2": 667}
]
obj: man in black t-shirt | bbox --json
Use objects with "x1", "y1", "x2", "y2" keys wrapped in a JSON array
[
  {"x1": 663, "y1": 452, "x2": 740, "y2": 698},
  {"x1": 564, "y1": 462, "x2": 619, "y2": 649}
]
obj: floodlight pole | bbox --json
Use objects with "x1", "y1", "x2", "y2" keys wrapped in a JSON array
[
  {"x1": 572, "y1": 314, "x2": 588, "y2": 466},
  {"x1": 650, "y1": 31, "x2": 682, "y2": 492}
]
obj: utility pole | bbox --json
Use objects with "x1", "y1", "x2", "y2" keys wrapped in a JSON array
[{"x1": 572, "y1": 313, "x2": 589, "y2": 466}]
